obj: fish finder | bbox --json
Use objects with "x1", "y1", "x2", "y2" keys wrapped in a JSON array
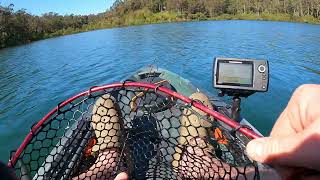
[
  {"x1": 213, "y1": 57, "x2": 269, "y2": 122},
  {"x1": 213, "y1": 57, "x2": 269, "y2": 97}
]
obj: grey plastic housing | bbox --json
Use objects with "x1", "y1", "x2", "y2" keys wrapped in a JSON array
[{"x1": 213, "y1": 57, "x2": 269, "y2": 92}]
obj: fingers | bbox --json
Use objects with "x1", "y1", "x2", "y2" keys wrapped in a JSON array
[
  {"x1": 114, "y1": 172, "x2": 129, "y2": 180},
  {"x1": 258, "y1": 84, "x2": 320, "y2": 174},
  {"x1": 269, "y1": 107, "x2": 297, "y2": 137},
  {"x1": 246, "y1": 131, "x2": 320, "y2": 171},
  {"x1": 246, "y1": 133, "x2": 303, "y2": 164},
  {"x1": 271, "y1": 84, "x2": 320, "y2": 137}
]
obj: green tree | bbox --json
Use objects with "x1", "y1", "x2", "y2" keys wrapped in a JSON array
[{"x1": 1, "y1": 0, "x2": 320, "y2": 49}]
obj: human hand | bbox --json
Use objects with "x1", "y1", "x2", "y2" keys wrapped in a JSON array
[
  {"x1": 114, "y1": 172, "x2": 128, "y2": 180},
  {"x1": 246, "y1": 84, "x2": 320, "y2": 178}
]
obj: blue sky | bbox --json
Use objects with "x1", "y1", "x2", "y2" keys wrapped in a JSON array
[{"x1": 1, "y1": 0, "x2": 116, "y2": 15}]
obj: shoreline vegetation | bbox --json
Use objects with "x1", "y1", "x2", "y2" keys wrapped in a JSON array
[
  {"x1": 48, "y1": 12, "x2": 320, "y2": 36},
  {"x1": 1, "y1": 0, "x2": 320, "y2": 49}
]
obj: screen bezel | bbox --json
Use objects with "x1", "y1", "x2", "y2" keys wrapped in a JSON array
[{"x1": 216, "y1": 60, "x2": 254, "y2": 87}]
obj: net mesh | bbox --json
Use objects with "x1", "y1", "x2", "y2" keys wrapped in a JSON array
[{"x1": 9, "y1": 84, "x2": 259, "y2": 180}]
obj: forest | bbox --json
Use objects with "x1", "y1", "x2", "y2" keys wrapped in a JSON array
[{"x1": 1, "y1": 0, "x2": 320, "y2": 49}]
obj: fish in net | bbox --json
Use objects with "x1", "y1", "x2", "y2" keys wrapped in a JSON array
[{"x1": 8, "y1": 82, "x2": 263, "y2": 180}]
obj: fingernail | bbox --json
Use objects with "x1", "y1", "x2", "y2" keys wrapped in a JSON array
[{"x1": 246, "y1": 138, "x2": 265, "y2": 160}]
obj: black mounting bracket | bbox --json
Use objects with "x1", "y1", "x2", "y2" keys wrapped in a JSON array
[{"x1": 218, "y1": 89, "x2": 256, "y2": 122}]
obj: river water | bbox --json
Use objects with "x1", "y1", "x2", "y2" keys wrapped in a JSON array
[{"x1": 0, "y1": 20, "x2": 320, "y2": 162}]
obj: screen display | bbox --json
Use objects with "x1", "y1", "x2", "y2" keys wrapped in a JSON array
[{"x1": 217, "y1": 62, "x2": 253, "y2": 86}]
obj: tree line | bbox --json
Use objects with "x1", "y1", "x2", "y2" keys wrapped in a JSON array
[
  {"x1": 111, "y1": 0, "x2": 320, "y2": 18},
  {"x1": 0, "y1": 4, "x2": 97, "y2": 48},
  {"x1": 1, "y1": 0, "x2": 320, "y2": 49}
]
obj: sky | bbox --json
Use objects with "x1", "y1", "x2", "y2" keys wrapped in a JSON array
[{"x1": 0, "y1": 0, "x2": 116, "y2": 15}]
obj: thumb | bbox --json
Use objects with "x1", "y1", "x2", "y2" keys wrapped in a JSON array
[
  {"x1": 114, "y1": 172, "x2": 129, "y2": 180},
  {"x1": 246, "y1": 134, "x2": 304, "y2": 165}
]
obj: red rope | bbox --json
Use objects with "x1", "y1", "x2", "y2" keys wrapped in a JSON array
[{"x1": 8, "y1": 82, "x2": 261, "y2": 167}]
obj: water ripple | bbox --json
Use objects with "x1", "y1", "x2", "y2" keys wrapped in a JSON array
[{"x1": 0, "y1": 20, "x2": 320, "y2": 161}]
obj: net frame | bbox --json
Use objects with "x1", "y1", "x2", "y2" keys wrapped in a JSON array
[{"x1": 8, "y1": 81, "x2": 262, "y2": 179}]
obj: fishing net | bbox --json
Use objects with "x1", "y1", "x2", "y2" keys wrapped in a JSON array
[{"x1": 8, "y1": 82, "x2": 260, "y2": 180}]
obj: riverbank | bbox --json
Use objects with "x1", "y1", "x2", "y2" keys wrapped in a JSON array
[
  {"x1": 21, "y1": 12, "x2": 320, "y2": 39},
  {"x1": 211, "y1": 13, "x2": 320, "y2": 24},
  {"x1": 2, "y1": 11, "x2": 320, "y2": 49},
  {"x1": 47, "y1": 12, "x2": 320, "y2": 39}
]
